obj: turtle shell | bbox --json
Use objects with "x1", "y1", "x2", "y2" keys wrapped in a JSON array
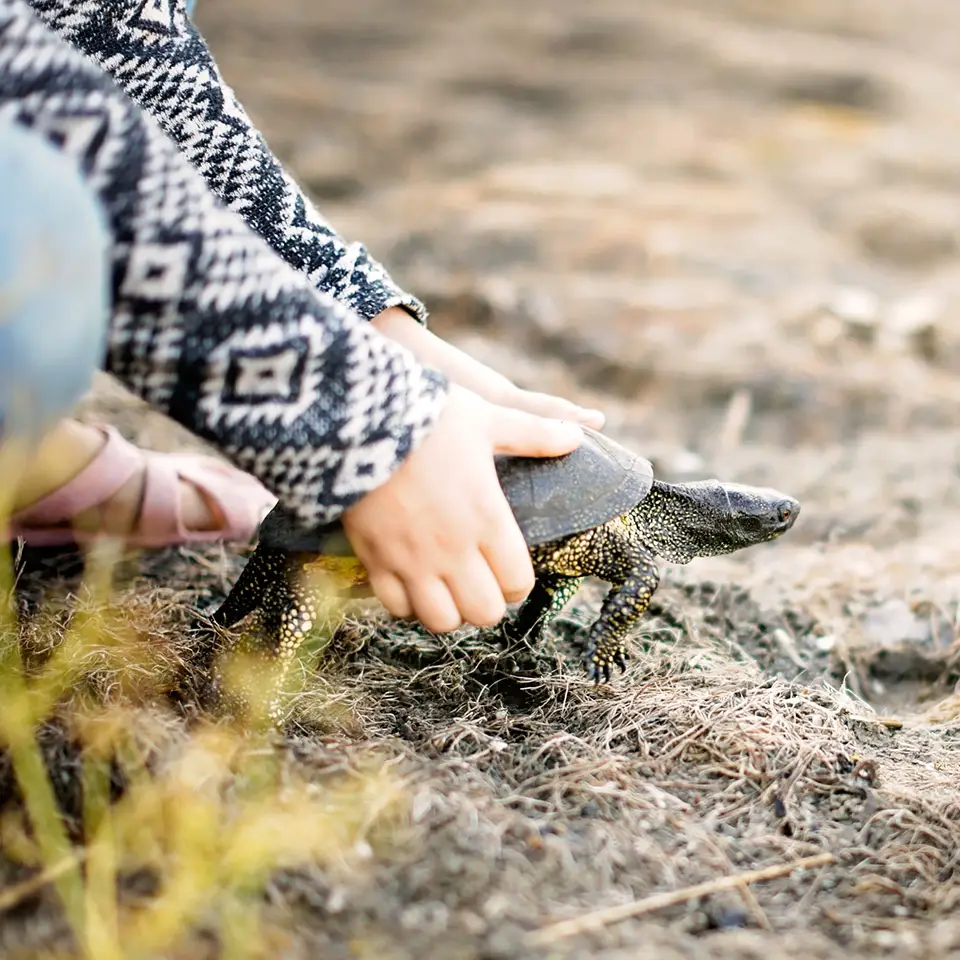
[
  {"x1": 257, "y1": 427, "x2": 653, "y2": 555},
  {"x1": 494, "y1": 426, "x2": 653, "y2": 546}
]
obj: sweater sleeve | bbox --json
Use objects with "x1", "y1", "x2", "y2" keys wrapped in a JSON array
[
  {"x1": 26, "y1": 0, "x2": 429, "y2": 326},
  {"x1": 0, "y1": 0, "x2": 448, "y2": 528}
]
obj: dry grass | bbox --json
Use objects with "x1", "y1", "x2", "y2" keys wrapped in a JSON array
[
  {"x1": 2, "y1": 535, "x2": 959, "y2": 959},
  {"x1": 0, "y1": 543, "x2": 415, "y2": 959}
]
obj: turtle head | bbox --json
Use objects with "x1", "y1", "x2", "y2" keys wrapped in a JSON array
[
  {"x1": 633, "y1": 479, "x2": 799, "y2": 563},
  {"x1": 717, "y1": 481, "x2": 800, "y2": 547}
]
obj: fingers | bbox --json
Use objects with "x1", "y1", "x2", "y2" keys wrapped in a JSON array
[
  {"x1": 445, "y1": 552, "x2": 508, "y2": 628},
  {"x1": 480, "y1": 503, "x2": 536, "y2": 604},
  {"x1": 488, "y1": 405, "x2": 584, "y2": 458},
  {"x1": 575, "y1": 407, "x2": 605, "y2": 429},
  {"x1": 406, "y1": 577, "x2": 463, "y2": 634},
  {"x1": 340, "y1": 384, "x2": 559, "y2": 636},
  {"x1": 511, "y1": 390, "x2": 605, "y2": 430},
  {"x1": 368, "y1": 570, "x2": 413, "y2": 620},
  {"x1": 371, "y1": 309, "x2": 607, "y2": 432}
]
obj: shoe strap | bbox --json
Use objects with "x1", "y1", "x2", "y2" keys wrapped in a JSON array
[
  {"x1": 9, "y1": 425, "x2": 144, "y2": 527},
  {"x1": 137, "y1": 453, "x2": 186, "y2": 540}
]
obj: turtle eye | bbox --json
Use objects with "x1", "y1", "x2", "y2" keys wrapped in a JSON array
[{"x1": 777, "y1": 503, "x2": 793, "y2": 523}]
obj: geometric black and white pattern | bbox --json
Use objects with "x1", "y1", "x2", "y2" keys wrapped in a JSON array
[
  {"x1": 0, "y1": 0, "x2": 449, "y2": 527},
  {"x1": 128, "y1": 0, "x2": 174, "y2": 36},
  {"x1": 121, "y1": 240, "x2": 194, "y2": 302},
  {"x1": 27, "y1": 0, "x2": 427, "y2": 327},
  {"x1": 223, "y1": 340, "x2": 308, "y2": 407},
  {"x1": 202, "y1": 322, "x2": 326, "y2": 429}
]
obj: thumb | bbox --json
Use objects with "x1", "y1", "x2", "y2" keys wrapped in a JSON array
[{"x1": 489, "y1": 406, "x2": 584, "y2": 458}]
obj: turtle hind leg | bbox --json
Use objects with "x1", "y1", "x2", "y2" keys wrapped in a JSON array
[
  {"x1": 206, "y1": 552, "x2": 319, "y2": 723},
  {"x1": 184, "y1": 547, "x2": 277, "y2": 707},
  {"x1": 502, "y1": 572, "x2": 582, "y2": 647},
  {"x1": 208, "y1": 547, "x2": 281, "y2": 632},
  {"x1": 585, "y1": 548, "x2": 660, "y2": 683},
  {"x1": 235, "y1": 574, "x2": 320, "y2": 723}
]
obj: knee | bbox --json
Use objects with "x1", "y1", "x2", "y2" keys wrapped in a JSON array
[{"x1": 0, "y1": 123, "x2": 111, "y2": 439}]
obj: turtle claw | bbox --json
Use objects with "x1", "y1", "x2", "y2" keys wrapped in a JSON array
[
  {"x1": 585, "y1": 657, "x2": 599, "y2": 684},
  {"x1": 585, "y1": 654, "x2": 613, "y2": 684},
  {"x1": 585, "y1": 639, "x2": 629, "y2": 684}
]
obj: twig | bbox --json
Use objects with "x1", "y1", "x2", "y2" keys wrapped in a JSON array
[
  {"x1": 702, "y1": 833, "x2": 772, "y2": 932},
  {"x1": 0, "y1": 853, "x2": 85, "y2": 913},
  {"x1": 525, "y1": 852, "x2": 835, "y2": 946}
]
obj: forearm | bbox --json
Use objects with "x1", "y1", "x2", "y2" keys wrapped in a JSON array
[
  {"x1": 0, "y1": 0, "x2": 447, "y2": 527},
  {"x1": 26, "y1": 0, "x2": 428, "y2": 325},
  {"x1": 372, "y1": 308, "x2": 518, "y2": 405}
]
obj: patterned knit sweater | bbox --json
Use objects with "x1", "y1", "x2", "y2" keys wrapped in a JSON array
[
  {"x1": 29, "y1": 0, "x2": 429, "y2": 326},
  {"x1": 0, "y1": 0, "x2": 449, "y2": 528}
]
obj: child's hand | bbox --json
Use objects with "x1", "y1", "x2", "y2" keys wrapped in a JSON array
[
  {"x1": 372, "y1": 307, "x2": 605, "y2": 430},
  {"x1": 341, "y1": 383, "x2": 582, "y2": 634}
]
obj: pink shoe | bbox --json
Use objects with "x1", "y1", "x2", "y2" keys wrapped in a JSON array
[{"x1": 8, "y1": 425, "x2": 277, "y2": 548}]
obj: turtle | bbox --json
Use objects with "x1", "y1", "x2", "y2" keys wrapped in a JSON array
[{"x1": 202, "y1": 428, "x2": 800, "y2": 717}]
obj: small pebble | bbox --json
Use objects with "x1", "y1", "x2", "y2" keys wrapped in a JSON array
[
  {"x1": 828, "y1": 286, "x2": 881, "y2": 324},
  {"x1": 715, "y1": 907, "x2": 749, "y2": 929}
]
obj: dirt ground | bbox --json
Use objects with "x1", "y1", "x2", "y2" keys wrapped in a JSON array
[{"x1": 6, "y1": 0, "x2": 960, "y2": 957}]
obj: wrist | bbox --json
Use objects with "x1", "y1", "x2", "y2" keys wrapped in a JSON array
[{"x1": 371, "y1": 305, "x2": 420, "y2": 336}]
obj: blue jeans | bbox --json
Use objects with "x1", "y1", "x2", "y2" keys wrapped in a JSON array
[{"x1": 0, "y1": 122, "x2": 110, "y2": 442}]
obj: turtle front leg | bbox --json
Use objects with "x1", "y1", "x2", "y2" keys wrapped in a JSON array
[
  {"x1": 584, "y1": 547, "x2": 660, "y2": 683},
  {"x1": 503, "y1": 572, "x2": 583, "y2": 646}
]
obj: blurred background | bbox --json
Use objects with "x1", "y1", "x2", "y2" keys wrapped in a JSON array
[
  {"x1": 198, "y1": 0, "x2": 960, "y2": 451},
  {"x1": 189, "y1": 0, "x2": 960, "y2": 657}
]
